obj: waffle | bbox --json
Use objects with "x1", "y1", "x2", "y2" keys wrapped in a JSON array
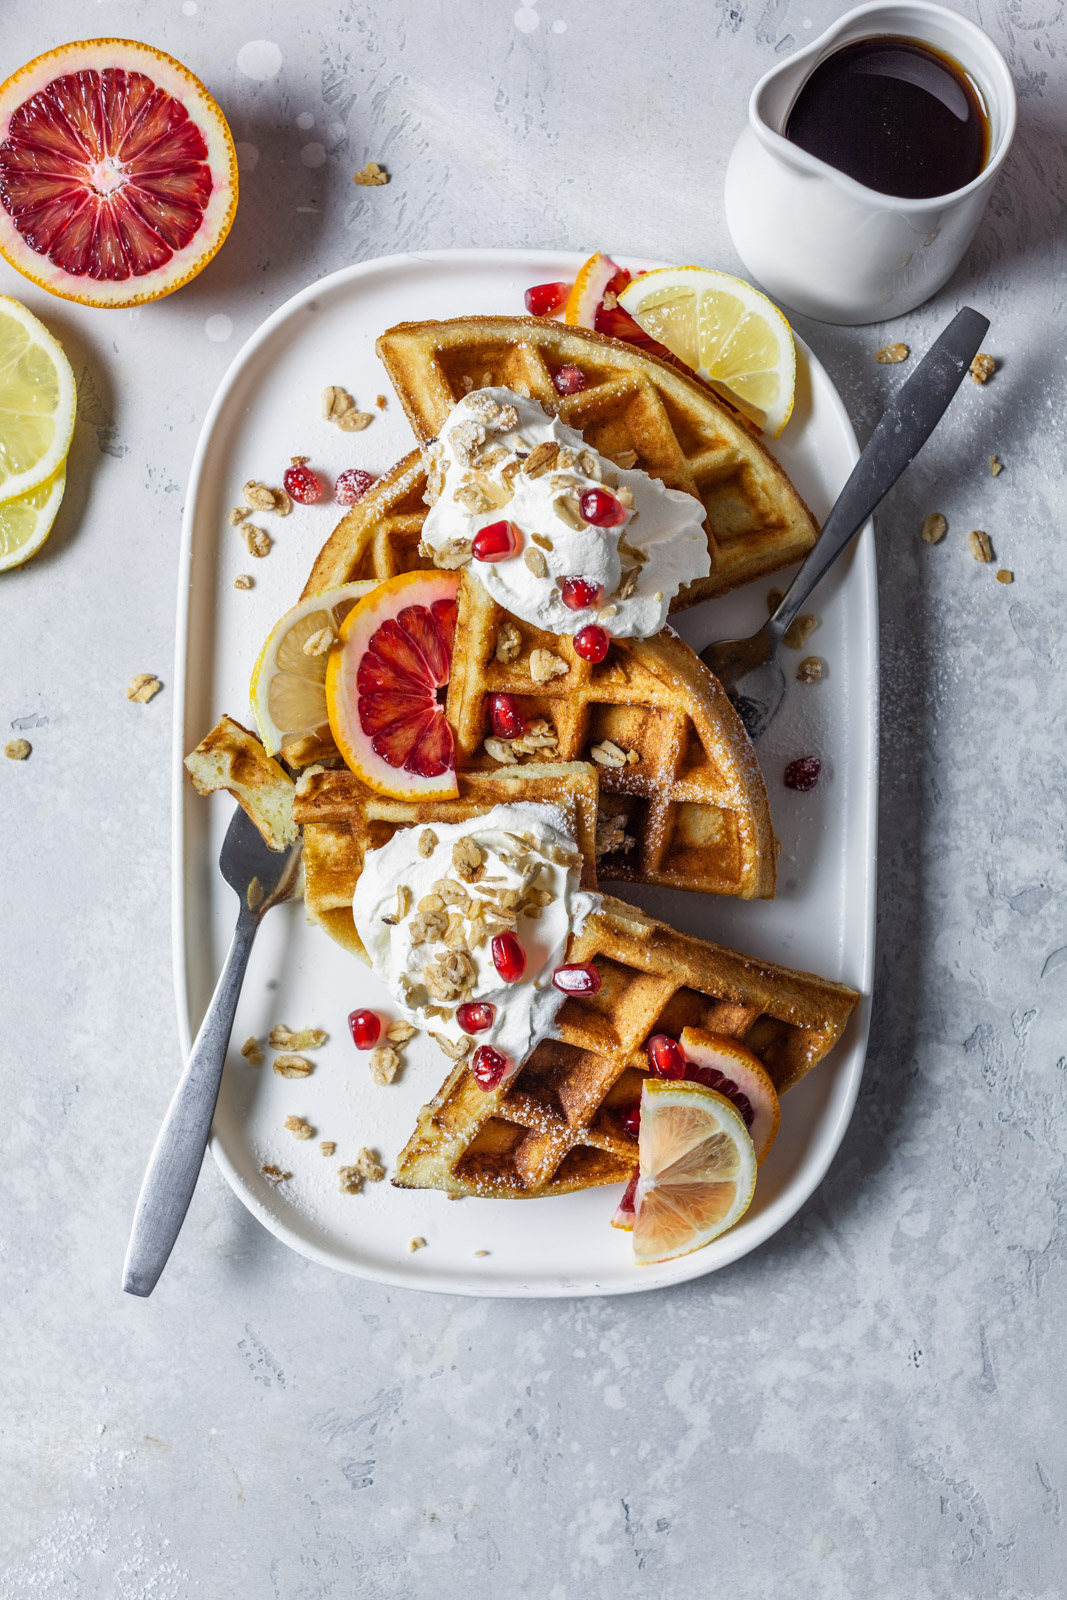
[
  {"x1": 375, "y1": 315, "x2": 819, "y2": 605},
  {"x1": 292, "y1": 761, "x2": 600, "y2": 960},
  {"x1": 394, "y1": 895, "x2": 859, "y2": 1198},
  {"x1": 185, "y1": 714, "x2": 297, "y2": 850},
  {"x1": 448, "y1": 572, "x2": 774, "y2": 898}
]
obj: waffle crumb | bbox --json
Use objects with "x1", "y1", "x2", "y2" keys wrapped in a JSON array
[
  {"x1": 234, "y1": 574, "x2": 254, "y2": 590},
  {"x1": 970, "y1": 352, "x2": 996, "y2": 384},
  {"x1": 242, "y1": 524, "x2": 272, "y2": 558},
  {"x1": 246, "y1": 876, "x2": 264, "y2": 910},
  {"x1": 285, "y1": 1115, "x2": 314, "y2": 1140},
  {"x1": 969, "y1": 529, "x2": 994, "y2": 563},
  {"x1": 418, "y1": 828, "x2": 438, "y2": 858},
  {"x1": 269, "y1": 1025, "x2": 328, "y2": 1051},
  {"x1": 529, "y1": 647, "x2": 568, "y2": 684},
  {"x1": 876, "y1": 342, "x2": 909, "y2": 364},
  {"x1": 261, "y1": 1164, "x2": 291, "y2": 1183},
  {"x1": 273, "y1": 1053, "x2": 313, "y2": 1078},
  {"x1": 495, "y1": 621, "x2": 522, "y2": 663},
  {"x1": 921, "y1": 512, "x2": 947, "y2": 544},
  {"x1": 996, "y1": 569, "x2": 1014, "y2": 584},
  {"x1": 243, "y1": 480, "x2": 292, "y2": 515},
  {"x1": 241, "y1": 1037, "x2": 264, "y2": 1067},
  {"x1": 5, "y1": 738, "x2": 31, "y2": 760},
  {"x1": 127, "y1": 673, "x2": 162, "y2": 704},
  {"x1": 990, "y1": 455, "x2": 1003, "y2": 476},
  {"x1": 386, "y1": 1019, "x2": 416, "y2": 1044},
  {"x1": 376, "y1": 394, "x2": 388, "y2": 409},
  {"x1": 797, "y1": 656, "x2": 823, "y2": 683},
  {"x1": 353, "y1": 161, "x2": 388, "y2": 186},
  {"x1": 338, "y1": 1166, "x2": 364, "y2": 1194},
  {"x1": 408, "y1": 1236, "x2": 427, "y2": 1252},
  {"x1": 319, "y1": 1140, "x2": 336, "y2": 1156},
  {"x1": 782, "y1": 614, "x2": 818, "y2": 649},
  {"x1": 370, "y1": 1044, "x2": 400, "y2": 1084},
  {"x1": 302, "y1": 626, "x2": 334, "y2": 657},
  {"x1": 354, "y1": 1147, "x2": 386, "y2": 1182}
]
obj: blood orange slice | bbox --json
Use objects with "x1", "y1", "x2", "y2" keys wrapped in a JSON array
[
  {"x1": 0, "y1": 39, "x2": 237, "y2": 309},
  {"x1": 326, "y1": 570, "x2": 461, "y2": 800},
  {"x1": 678, "y1": 1027, "x2": 781, "y2": 1165}
]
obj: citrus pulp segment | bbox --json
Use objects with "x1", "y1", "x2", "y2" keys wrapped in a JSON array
[
  {"x1": 677, "y1": 1027, "x2": 781, "y2": 1165},
  {"x1": 0, "y1": 39, "x2": 238, "y2": 308},
  {"x1": 0, "y1": 461, "x2": 65, "y2": 571},
  {"x1": 632, "y1": 1079, "x2": 757, "y2": 1263},
  {"x1": 249, "y1": 581, "x2": 376, "y2": 757},
  {"x1": 0, "y1": 295, "x2": 76, "y2": 504}
]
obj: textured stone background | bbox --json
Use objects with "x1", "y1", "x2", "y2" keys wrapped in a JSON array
[{"x1": 2, "y1": 2, "x2": 1065, "y2": 1595}]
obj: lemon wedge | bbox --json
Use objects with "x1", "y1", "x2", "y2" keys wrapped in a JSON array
[
  {"x1": 250, "y1": 582, "x2": 376, "y2": 754},
  {"x1": 0, "y1": 462, "x2": 66, "y2": 571},
  {"x1": 0, "y1": 295, "x2": 77, "y2": 503},
  {"x1": 632, "y1": 1078, "x2": 757, "y2": 1264},
  {"x1": 617, "y1": 267, "x2": 796, "y2": 437}
]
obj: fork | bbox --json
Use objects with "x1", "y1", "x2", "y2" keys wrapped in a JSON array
[
  {"x1": 700, "y1": 306, "x2": 990, "y2": 740},
  {"x1": 122, "y1": 806, "x2": 302, "y2": 1297}
]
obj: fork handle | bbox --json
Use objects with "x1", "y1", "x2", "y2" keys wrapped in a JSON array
[
  {"x1": 770, "y1": 306, "x2": 990, "y2": 639},
  {"x1": 122, "y1": 908, "x2": 258, "y2": 1297}
]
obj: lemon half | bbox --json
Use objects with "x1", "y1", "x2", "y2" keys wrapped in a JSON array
[
  {"x1": 0, "y1": 295, "x2": 76, "y2": 503},
  {"x1": 250, "y1": 582, "x2": 376, "y2": 754},
  {"x1": 632, "y1": 1078, "x2": 757, "y2": 1264}
]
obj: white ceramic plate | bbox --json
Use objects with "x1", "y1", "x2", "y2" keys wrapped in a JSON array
[{"x1": 173, "y1": 249, "x2": 877, "y2": 1297}]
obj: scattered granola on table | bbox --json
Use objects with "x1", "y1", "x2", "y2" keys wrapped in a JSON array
[
  {"x1": 353, "y1": 161, "x2": 388, "y2": 186},
  {"x1": 5, "y1": 738, "x2": 31, "y2": 760},
  {"x1": 996, "y1": 569, "x2": 1014, "y2": 584},
  {"x1": 269, "y1": 1024, "x2": 328, "y2": 1051},
  {"x1": 321, "y1": 385, "x2": 373, "y2": 432},
  {"x1": 783, "y1": 614, "x2": 818, "y2": 649},
  {"x1": 990, "y1": 455, "x2": 1003, "y2": 477},
  {"x1": 234, "y1": 574, "x2": 254, "y2": 590},
  {"x1": 241, "y1": 524, "x2": 271, "y2": 558},
  {"x1": 261, "y1": 1164, "x2": 291, "y2": 1184},
  {"x1": 319, "y1": 1141, "x2": 336, "y2": 1156},
  {"x1": 408, "y1": 1236, "x2": 427, "y2": 1252},
  {"x1": 970, "y1": 352, "x2": 996, "y2": 384},
  {"x1": 353, "y1": 1147, "x2": 385, "y2": 1183},
  {"x1": 242, "y1": 480, "x2": 291, "y2": 515},
  {"x1": 921, "y1": 512, "x2": 947, "y2": 544},
  {"x1": 338, "y1": 1166, "x2": 364, "y2": 1194},
  {"x1": 369, "y1": 1045, "x2": 400, "y2": 1084},
  {"x1": 875, "y1": 342, "x2": 909, "y2": 364},
  {"x1": 285, "y1": 1115, "x2": 314, "y2": 1140},
  {"x1": 968, "y1": 529, "x2": 994, "y2": 563},
  {"x1": 797, "y1": 656, "x2": 823, "y2": 683},
  {"x1": 127, "y1": 673, "x2": 162, "y2": 704},
  {"x1": 240, "y1": 1037, "x2": 264, "y2": 1067},
  {"x1": 273, "y1": 1053, "x2": 313, "y2": 1078}
]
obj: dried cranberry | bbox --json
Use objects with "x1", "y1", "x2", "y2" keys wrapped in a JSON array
[
  {"x1": 579, "y1": 488, "x2": 627, "y2": 527},
  {"x1": 489, "y1": 692, "x2": 526, "y2": 740},
  {"x1": 283, "y1": 461, "x2": 323, "y2": 504},
  {"x1": 553, "y1": 364, "x2": 586, "y2": 395},
  {"x1": 560, "y1": 576, "x2": 603, "y2": 611},
  {"x1": 472, "y1": 519, "x2": 521, "y2": 562},
  {"x1": 348, "y1": 1008, "x2": 380, "y2": 1050},
  {"x1": 573, "y1": 624, "x2": 610, "y2": 663},
  {"x1": 551, "y1": 962, "x2": 602, "y2": 996},
  {"x1": 646, "y1": 1033, "x2": 686, "y2": 1079},
  {"x1": 472, "y1": 1044, "x2": 509, "y2": 1090},
  {"x1": 457, "y1": 1001, "x2": 495, "y2": 1034},
  {"x1": 620, "y1": 1102, "x2": 641, "y2": 1138},
  {"x1": 491, "y1": 931, "x2": 526, "y2": 984},
  {"x1": 784, "y1": 756, "x2": 822, "y2": 791},
  {"x1": 335, "y1": 468, "x2": 377, "y2": 505},
  {"x1": 524, "y1": 280, "x2": 570, "y2": 316}
]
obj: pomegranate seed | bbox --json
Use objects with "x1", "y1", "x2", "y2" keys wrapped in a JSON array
[
  {"x1": 784, "y1": 756, "x2": 822, "y2": 791},
  {"x1": 492, "y1": 931, "x2": 526, "y2": 984},
  {"x1": 573, "y1": 624, "x2": 610, "y2": 663},
  {"x1": 472, "y1": 1044, "x2": 509, "y2": 1090},
  {"x1": 647, "y1": 1033, "x2": 686, "y2": 1079},
  {"x1": 284, "y1": 461, "x2": 324, "y2": 504},
  {"x1": 560, "y1": 576, "x2": 603, "y2": 611},
  {"x1": 524, "y1": 280, "x2": 570, "y2": 316},
  {"x1": 472, "y1": 519, "x2": 521, "y2": 562},
  {"x1": 553, "y1": 364, "x2": 586, "y2": 395},
  {"x1": 551, "y1": 962, "x2": 602, "y2": 996},
  {"x1": 489, "y1": 692, "x2": 527, "y2": 740},
  {"x1": 617, "y1": 1172, "x2": 638, "y2": 1214},
  {"x1": 457, "y1": 1001, "x2": 495, "y2": 1034},
  {"x1": 335, "y1": 468, "x2": 377, "y2": 505},
  {"x1": 579, "y1": 488, "x2": 627, "y2": 527},
  {"x1": 348, "y1": 1008, "x2": 380, "y2": 1050},
  {"x1": 620, "y1": 1101, "x2": 641, "y2": 1138}
]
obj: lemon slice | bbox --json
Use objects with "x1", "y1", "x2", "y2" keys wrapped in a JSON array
[
  {"x1": 617, "y1": 267, "x2": 796, "y2": 437},
  {"x1": 632, "y1": 1078, "x2": 757, "y2": 1263},
  {"x1": 0, "y1": 295, "x2": 77, "y2": 503},
  {"x1": 250, "y1": 582, "x2": 376, "y2": 754},
  {"x1": 0, "y1": 461, "x2": 65, "y2": 571}
]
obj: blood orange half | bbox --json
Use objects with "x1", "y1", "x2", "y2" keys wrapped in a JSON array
[
  {"x1": 326, "y1": 570, "x2": 461, "y2": 800},
  {"x1": 0, "y1": 39, "x2": 237, "y2": 309}
]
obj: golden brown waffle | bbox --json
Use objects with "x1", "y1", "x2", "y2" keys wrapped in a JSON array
[
  {"x1": 447, "y1": 573, "x2": 775, "y2": 899},
  {"x1": 394, "y1": 895, "x2": 859, "y2": 1199},
  {"x1": 293, "y1": 761, "x2": 600, "y2": 959},
  {"x1": 301, "y1": 451, "x2": 431, "y2": 600},
  {"x1": 375, "y1": 315, "x2": 819, "y2": 605},
  {"x1": 185, "y1": 714, "x2": 297, "y2": 850}
]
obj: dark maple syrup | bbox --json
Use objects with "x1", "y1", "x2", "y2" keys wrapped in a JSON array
[{"x1": 784, "y1": 35, "x2": 989, "y2": 200}]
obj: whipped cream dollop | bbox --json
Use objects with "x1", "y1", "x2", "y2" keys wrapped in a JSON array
[
  {"x1": 420, "y1": 388, "x2": 710, "y2": 639},
  {"x1": 351, "y1": 801, "x2": 600, "y2": 1083}
]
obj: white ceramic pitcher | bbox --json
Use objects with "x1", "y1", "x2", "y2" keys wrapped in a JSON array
[{"x1": 724, "y1": 1, "x2": 1016, "y2": 325}]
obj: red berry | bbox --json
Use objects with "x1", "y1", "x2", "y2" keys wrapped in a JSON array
[
  {"x1": 647, "y1": 1033, "x2": 686, "y2": 1079},
  {"x1": 560, "y1": 576, "x2": 603, "y2": 611},
  {"x1": 784, "y1": 756, "x2": 822, "y2": 791},
  {"x1": 472, "y1": 519, "x2": 521, "y2": 562},
  {"x1": 348, "y1": 1008, "x2": 380, "y2": 1050},
  {"x1": 553, "y1": 364, "x2": 586, "y2": 395},
  {"x1": 524, "y1": 280, "x2": 570, "y2": 316},
  {"x1": 573, "y1": 624, "x2": 610, "y2": 663},
  {"x1": 335, "y1": 468, "x2": 377, "y2": 505},
  {"x1": 283, "y1": 461, "x2": 323, "y2": 504},
  {"x1": 472, "y1": 1044, "x2": 509, "y2": 1090},
  {"x1": 579, "y1": 488, "x2": 627, "y2": 527},
  {"x1": 492, "y1": 931, "x2": 526, "y2": 984},
  {"x1": 617, "y1": 1172, "x2": 638, "y2": 1214},
  {"x1": 620, "y1": 1101, "x2": 641, "y2": 1138},
  {"x1": 551, "y1": 962, "x2": 602, "y2": 996},
  {"x1": 489, "y1": 692, "x2": 526, "y2": 740},
  {"x1": 457, "y1": 1001, "x2": 495, "y2": 1034}
]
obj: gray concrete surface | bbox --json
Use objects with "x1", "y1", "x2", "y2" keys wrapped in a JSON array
[{"x1": 2, "y1": 1, "x2": 1065, "y2": 1595}]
